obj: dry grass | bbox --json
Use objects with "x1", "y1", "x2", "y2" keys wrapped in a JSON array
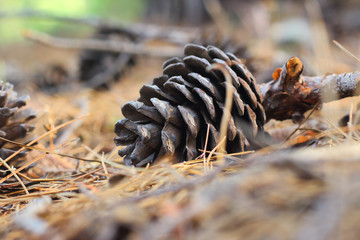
[{"x1": 0, "y1": 54, "x2": 358, "y2": 239}]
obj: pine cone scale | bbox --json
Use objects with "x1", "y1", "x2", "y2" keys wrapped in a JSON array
[
  {"x1": 184, "y1": 44, "x2": 212, "y2": 62},
  {"x1": 243, "y1": 105, "x2": 258, "y2": 139},
  {"x1": 164, "y1": 81, "x2": 198, "y2": 104},
  {"x1": 208, "y1": 46, "x2": 231, "y2": 63},
  {"x1": 129, "y1": 140, "x2": 154, "y2": 163},
  {"x1": 138, "y1": 123, "x2": 162, "y2": 149},
  {"x1": 139, "y1": 85, "x2": 180, "y2": 105},
  {"x1": 183, "y1": 56, "x2": 211, "y2": 76},
  {"x1": 151, "y1": 98, "x2": 183, "y2": 127},
  {"x1": 193, "y1": 88, "x2": 216, "y2": 120},
  {"x1": 0, "y1": 108, "x2": 17, "y2": 127},
  {"x1": 163, "y1": 63, "x2": 191, "y2": 79},
  {"x1": 7, "y1": 95, "x2": 29, "y2": 108},
  {"x1": 152, "y1": 75, "x2": 169, "y2": 88},
  {"x1": 184, "y1": 131, "x2": 197, "y2": 161},
  {"x1": 118, "y1": 143, "x2": 135, "y2": 157},
  {"x1": 122, "y1": 101, "x2": 164, "y2": 123},
  {"x1": 162, "y1": 57, "x2": 182, "y2": 69},
  {"x1": 161, "y1": 123, "x2": 182, "y2": 155},
  {"x1": 177, "y1": 105, "x2": 201, "y2": 138},
  {"x1": 238, "y1": 77, "x2": 258, "y2": 109},
  {"x1": 13, "y1": 108, "x2": 36, "y2": 122},
  {"x1": 188, "y1": 73, "x2": 222, "y2": 101}
]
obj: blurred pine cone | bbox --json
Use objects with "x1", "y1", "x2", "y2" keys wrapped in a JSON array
[
  {"x1": 0, "y1": 82, "x2": 36, "y2": 177},
  {"x1": 114, "y1": 44, "x2": 265, "y2": 166},
  {"x1": 32, "y1": 64, "x2": 70, "y2": 93},
  {"x1": 78, "y1": 27, "x2": 138, "y2": 88}
]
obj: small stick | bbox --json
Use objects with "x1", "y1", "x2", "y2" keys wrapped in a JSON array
[
  {"x1": 0, "y1": 158, "x2": 29, "y2": 195},
  {"x1": 0, "y1": 114, "x2": 89, "y2": 167},
  {"x1": 202, "y1": 124, "x2": 211, "y2": 170},
  {"x1": 0, "y1": 116, "x2": 90, "y2": 184},
  {"x1": 208, "y1": 63, "x2": 234, "y2": 157},
  {"x1": 16, "y1": 172, "x2": 70, "y2": 182},
  {"x1": 284, "y1": 102, "x2": 320, "y2": 142},
  {"x1": 333, "y1": 40, "x2": 360, "y2": 63},
  {"x1": 101, "y1": 152, "x2": 109, "y2": 177},
  {"x1": 24, "y1": 29, "x2": 183, "y2": 58},
  {"x1": 199, "y1": 150, "x2": 254, "y2": 156},
  {"x1": 206, "y1": 137, "x2": 227, "y2": 165},
  {"x1": 0, "y1": 188, "x2": 78, "y2": 205}
]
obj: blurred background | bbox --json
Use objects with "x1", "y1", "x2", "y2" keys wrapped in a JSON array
[
  {"x1": 1, "y1": 0, "x2": 360, "y2": 87},
  {"x1": 2, "y1": 2, "x2": 360, "y2": 239}
]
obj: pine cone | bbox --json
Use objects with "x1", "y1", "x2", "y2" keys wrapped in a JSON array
[
  {"x1": 78, "y1": 27, "x2": 138, "y2": 89},
  {"x1": 0, "y1": 82, "x2": 36, "y2": 177},
  {"x1": 32, "y1": 64, "x2": 70, "y2": 93},
  {"x1": 114, "y1": 44, "x2": 265, "y2": 167}
]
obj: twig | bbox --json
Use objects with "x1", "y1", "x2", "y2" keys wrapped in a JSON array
[
  {"x1": 55, "y1": 167, "x2": 104, "y2": 190},
  {"x1": 0, "y1": 158, "x2": 29, "y2": 195},
  {"x1": 333, "y1": 40, "x2": 360, "y2": 63},
  {"x1": 1, "y1": 114, "x2": 88, "y2": 166},
  {"x1": 202, "y1": 124, "x2": 210, "y2": 170},
  {"x1": 0, "y1": 136, "x2": 102, "y2": 163},
  {"x1": 208, "y1": 63, "x2": 234, "y2": 157},
  {"x1": 117, "y1": 161, "x2": 229, "y2": 205},
  {"x1": 24, "y1": 29, "x2": 183, "y2": 58},
  {"x1": 0, "y1": 188, "x2": 78, "y2": 205},
  {"x1": 206, "y1": 137, "x2": 226, "y2": 165},
  {"x1": 16, "y1": 172, "x2": 70, "y2": 182},
  {"x1": 0, "y1": 115, "x2": 89, "y2": 184},
  {"x1": 101, "y1": 152, "x2": 109, "y2": 177},
  {"x1": 284, "y1": 102, "x2": 320, "y2": 142}
]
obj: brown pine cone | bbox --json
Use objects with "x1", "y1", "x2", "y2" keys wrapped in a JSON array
[
  {"x1": 32, "y1": 64, "x2": 70, "y2": 94},
  {"x1": 114, "y1": 44, "x2": 265, "y2": 167},
  {"x1": 78, "y1": 27, "x2": 138, "y2": 89},
  {"x1": 0, "y1": 82, "x2": 36, "y2": 177}
]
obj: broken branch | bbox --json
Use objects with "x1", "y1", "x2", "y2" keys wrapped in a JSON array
[{"x1": 260, "y1": 57, "x2": 360, "y2": 122}]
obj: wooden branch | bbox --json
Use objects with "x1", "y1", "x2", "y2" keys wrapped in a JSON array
[
  {"x1": 24, "y1": 29, "x2": 183, "y2": 58},
  {"x1": 0, "y1": 10, "x2": 196, "y2": 45},
  {"x1": 0, "y1": 9, "x2": 116, "y2": 28},
  {"x1": 260, "y1": 57, "x2": 360, "y2": 122}
]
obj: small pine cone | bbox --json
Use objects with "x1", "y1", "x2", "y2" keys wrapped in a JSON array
[
  {"x1": 114, "y1": 44, "x2": 265, "y2": 167},
  {"x1": 32, "y1": 64, "x2": 70, "y2": 93},
  {"x1": 78, "y1": 27, "x2": 138, "y2": 88},
  {"x1": 0, "y1": 82, "x2": 36, "y2": 177}
]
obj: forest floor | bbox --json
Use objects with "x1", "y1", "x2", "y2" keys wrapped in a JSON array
[{"x1": 0, "y1": 36, "x2": 360, "y2": 240}]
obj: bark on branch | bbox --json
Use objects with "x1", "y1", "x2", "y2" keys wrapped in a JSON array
[{"x1": 260, "y1": 57, "x2": 360, "y2": 122}]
